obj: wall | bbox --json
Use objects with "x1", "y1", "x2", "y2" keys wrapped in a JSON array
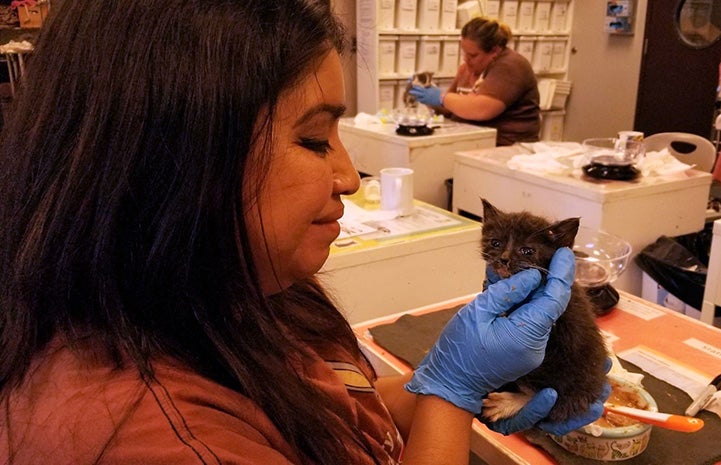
[
  {"x1": 332, "y1": 0, "x2": 649, "y2": 138},
  {"x1": 565, "y1": 0, "x2": 648, "y2": 141}
]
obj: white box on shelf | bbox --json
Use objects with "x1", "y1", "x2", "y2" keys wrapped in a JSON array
[
  {"x1": 532, "y1": 37, "x2": 553, "y2": 73},
  {"x1": 417, "y1": 36, "x2": 442, "y2": 72},
  {"x1": 456, "y1": 0, "x2": 481, "y2": 28},
  {"x1": 500, "y1": 0, "x2": 519, "y2": 29},
  {"x1": 534, "y1": 1, "x2": 552, "y2": 32},
  {"x1": 540, "y1": 109, "x2": 565, "y2": 141},
  {"x1": 378, "y1": 0, "x2": 397, "y2": 29},
  {"x1": 484, "y1": 0, "x2": 501, "y2": 19},
  {"x1": 378, "y1": 36, "x2": 398, "y2": 75},
  {"x1": 518, "y1": 1, "x2": 536, "y2": 32},
  {"x1": 396, "y1": 0, "x2": 418, "y2": 30},
  {"x1": 550, "y1": 37, "x2": 567, "y2": 71},
  {"x1": 395, "y1": 80, "x2": 408, "y2": 108},
  {"x1": 439, "y1": 0, "x2": 458, "y2": 30},
  {"x1": 551, "y1": 0, "x2": 570, "y2": 32},
  {"x1": 441, "y1": 37, "x2": 460, "y2": 73},
  {"x1": 379, "y1": 83, "x2": 396, "y2": 111},
  {"x1": 418, "y1": 0, "x2": 441, "y2": 30},
  {"x1": 396, "y1": 36, "x2": 418, "y2": 74},
  {"x1": 515, "y1": 36, "x2": 535, "y2": 64}
]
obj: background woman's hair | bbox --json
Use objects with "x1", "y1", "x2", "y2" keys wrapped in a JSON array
[
  {"x1": 461, "y1": 16, "x2": 513, "y2": 51},
  {"x1": 0, "y1": 0, "x2": 376, "y2": 463}
]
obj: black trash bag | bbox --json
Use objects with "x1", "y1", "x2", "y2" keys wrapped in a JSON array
[{"x1": 635, "y1": 235, "x2": 708, "y2": 311}]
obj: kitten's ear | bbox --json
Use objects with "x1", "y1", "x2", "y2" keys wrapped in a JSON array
[
  {"x1": 481, "y1": 198, "x2": 502, "y2": 222},
  {"x1": 542, "y1": 217, "x2": 580, "y2": 248}
]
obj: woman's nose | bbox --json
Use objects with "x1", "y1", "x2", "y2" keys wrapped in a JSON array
[{"x1": 333, "y1": 141, "x2": 360, "y2": 196}]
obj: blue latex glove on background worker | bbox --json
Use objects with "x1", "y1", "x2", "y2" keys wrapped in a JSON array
[
  {"x1": 405, "y1": 247, "x2": 610, "y2": 435},
  {"x1": 408, "y1": 83, "x2": 444, "y2": 107}
]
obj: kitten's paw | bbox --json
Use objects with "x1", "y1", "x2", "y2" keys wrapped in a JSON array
[{"x1": 482, "y1": 391, "x2": 531, "y2": 421}]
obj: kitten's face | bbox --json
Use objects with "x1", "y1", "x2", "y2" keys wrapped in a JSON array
[{"x1": 481, "y1": 199, "x2": 579, "y2": 278}]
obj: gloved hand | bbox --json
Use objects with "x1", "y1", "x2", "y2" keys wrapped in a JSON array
[
  {"x1": 408, "y1": 84, "x2": 444, "y2": 107},
  {"x1": 480, "y1": 358, "x2": 613, "y2": 436},
  {"x1": 405, "y1": 248, "x2": 576, "y2": 413}
]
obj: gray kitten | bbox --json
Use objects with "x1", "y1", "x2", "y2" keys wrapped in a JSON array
[
  {"x1": 479, "y1": 199, "x2": 608, "y2": 423},
  {"x1": 403, "y1": 71, "x2": 435, "y2": 108}
]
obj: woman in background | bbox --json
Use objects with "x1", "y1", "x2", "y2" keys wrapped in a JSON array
[
  {"x1": 410, "y1": 17, "x2": 541, "y2": 146},
  {"x1": 0, "y1": 1, "x2": 604, "y2": 464}
]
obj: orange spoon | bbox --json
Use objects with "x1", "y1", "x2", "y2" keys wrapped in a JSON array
[{"x1": 604, "y1": 404, "x2": 705, "y2": 432}]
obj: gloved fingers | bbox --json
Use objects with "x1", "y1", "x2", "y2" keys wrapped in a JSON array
[
  {"x1": 480, "y1": 388, "x2": 558, "y2": 436},
  {"x1": 484, "y1": 264, "x2": 502, "y2": 288},
  {"x1": 407, "y1": 86, "x2": 424, "y2": 97},
  {"x1": 537, "y1": 382, "x2": 611, "y2": 436},
  {"x1": 469, "y1": 268, "x2": 542, "y2": 323},
  {"x1": 507, "y1": 248, "x2": 574, "y2": 330},
  {"x1": 544, "y1": 247, "x2": 576, "y2": 301},
  {"x1": 603, "y1": 356, "x2": 612, "y2": 374}
]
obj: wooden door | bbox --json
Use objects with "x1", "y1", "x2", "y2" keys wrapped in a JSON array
[{"x1": 634, "y1": 0, "x2": 721, "y2": 137}]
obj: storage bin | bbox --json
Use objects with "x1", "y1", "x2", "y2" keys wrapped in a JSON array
[
  {"x1": 550, "y1": 0, "x2": 570, "y2": 33},
  {"x1": 439, "y1": 0, "x2": 458, "y2": 31},
  {"x1": 534, "y1": 1, "x2": 552, "y2": 32},
  {"x1": 378, "y1": 0, "x2": 397, "y2": 30},
  {"x1": 417, "y1": 0, "x2": 441, "y2": 30},
  {"x1": 500, "y1": 0, "x2": 519, "y2": 30},
  {"x1": 540, "y1": 109, "x2": 565, "y2": 141},
  {"x1": 518, "y1": 1, "x2": 536, "y2": 32},
  {"x1": 456, "y1": 0, "x2": 481, "y2": 28},
  {"x1": 396, "y1": 36, "x2": 418, "y2": 75},
  {"x1": 417, "y1": 36, "x2": 441, "y2": 72},
  {"x1": 379, "y1": 83, "x2": 396, "y2": 111},
  {"x1": 441, "y1": 37, "x2": 460, "y2": 73},
  {"x1": 550, "y1": 37, "x2": 567, "y2": 71},
  {"x1": 378, "y1": 36, "x2": 398, "y2": 75},
  {"x1": 484, "y1": 0, "x2": 501, "y2": 19},
  {"x1": 396, "y1": 0, "x2": 418, "y2": 30},
  {"x1": 395, "y1": 80, "x2": 409, "y2": 109},
  {"x1": 532, "y1": 37, "x2": 553, "y2": 73},
  {"x1": 515, "y1": 37, "x2": 535, "y2": 64}
]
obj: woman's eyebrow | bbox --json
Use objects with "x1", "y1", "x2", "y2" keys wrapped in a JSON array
[{"x1": 294, "y1": 103, "x2": 347, "y2": 127}]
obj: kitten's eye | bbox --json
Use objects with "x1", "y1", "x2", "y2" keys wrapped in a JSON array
[
  {"x1": 519, "y1": 247, "x2": 535, "y2": 256},
  {"x1": 299, "y1": 137, "x2": 332, "y2": 156},
  {"x1": 490, "y1": 239, "x2": 503, "y2": 248}
]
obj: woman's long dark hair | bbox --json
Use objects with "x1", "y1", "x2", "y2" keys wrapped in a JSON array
[{"x1": 0, "y1": 0, "x2": 375, "y2": 463}]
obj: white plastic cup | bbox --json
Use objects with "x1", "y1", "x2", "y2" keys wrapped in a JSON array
[{"x1": 380, "y1": 167, "x2": 414, "y2": 216}]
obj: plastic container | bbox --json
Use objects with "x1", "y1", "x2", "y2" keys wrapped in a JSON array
[
  {"x1": 534, "y1": 1, "x2": 553, "y2": 32},
  {"x1": 439, "y1": 0, "x2": 458, "y2": 31},
  {"x1": 396, "y1": 36, "x2": 418, "y2": 75},
  {"x1": 379, "y1": 83, "x2": 396, "y2": 111},
  {"x1": 378, "y1": 36, "x2": 398, "y2": 75},
  {"x1": 516, "y1": 36, "x2": 536, "y2": 65},
  {"x1": 550, "y1": 37, "x2": 567, "y2": 72},
  {"x1": 551, "y1": 0, "x2": 570, "y2": 33},
  {"x1": 378, "y1": 0, "x2": 396, "y2": 30},
  {"x1": 396, "y1": 0, "x2": 418, "y2": 30},
  {"x1": 417, "y1": 36, "x2": 441, "y2": 72},
  {"x1": 532, "y1": 37, "x2": 553, "y2": 73},
  {"x1": 417, "y1": 0, "x2": 440, "y2": 30},
  {"x1": 517, "y1": 1, "x2": 536, "y2": 32},
  {"x1": 500, "y1": 0, "x2": 519, "y2": 30},
  {"x1": 440, "y1": 37, "x2": 460, "y2": 73}
]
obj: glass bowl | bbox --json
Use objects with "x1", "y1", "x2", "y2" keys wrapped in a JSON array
[
  {"x1": 573, "y1": 227, "x2": 632, "y2": 288},
  {"x1": 582, "y1": 137, "x2": 646, "y2": 166}
]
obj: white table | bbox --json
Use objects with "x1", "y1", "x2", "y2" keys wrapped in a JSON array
[
  {"x1": 318, "y1": 197, "x2": 484, "y2": 325},
  {"x1": 339, "y1": 118, "x2": 497, "y2": 209},
  {"x1": 452, "y1": 147, "x2": 713, "y2": 296}
]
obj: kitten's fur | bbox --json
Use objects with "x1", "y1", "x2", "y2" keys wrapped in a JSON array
[
  {"x1": 403, "y1": 71, "x2": 435, "y2": 108},
  {"x1": 479, "y1": 199, "x2": 608, "y2": 423}
]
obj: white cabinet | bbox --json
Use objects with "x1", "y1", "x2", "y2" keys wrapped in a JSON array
[{"x1": 355, "y1": 0, "x2": 574, "y2": 115}]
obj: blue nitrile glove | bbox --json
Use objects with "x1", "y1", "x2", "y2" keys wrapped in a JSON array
[
  {"x1": 405, "y1": 248, "x2": 576, "y2": 413},
  {"x1": 480, "y1": 358, "x2": 613, "y2": 436},
  {"x1": 408, "y1": 84, "x2": 444, "y2": 107}
]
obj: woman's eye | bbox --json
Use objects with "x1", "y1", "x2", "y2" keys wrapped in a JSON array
[
  {"x1": 519, "y1": 247, "x2": 534, "y2": 256},
  {"x1": 299, "y1": 137, "x2": 332, "y2": 156},
  {"x1": 490, "y1": 239, "x2": 502, "y2": 248}
]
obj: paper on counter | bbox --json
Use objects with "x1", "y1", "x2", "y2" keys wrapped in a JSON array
[{"x1": 617, "y1": 346, "x2": 721, "y2": 418}]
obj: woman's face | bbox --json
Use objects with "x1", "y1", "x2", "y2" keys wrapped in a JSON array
[
  {"x1": 460, "y1": 38, "x2": 499, "y2": 76},
  {"x1": 245, "y1": 50, "x2": 360, "y2": 294}
]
